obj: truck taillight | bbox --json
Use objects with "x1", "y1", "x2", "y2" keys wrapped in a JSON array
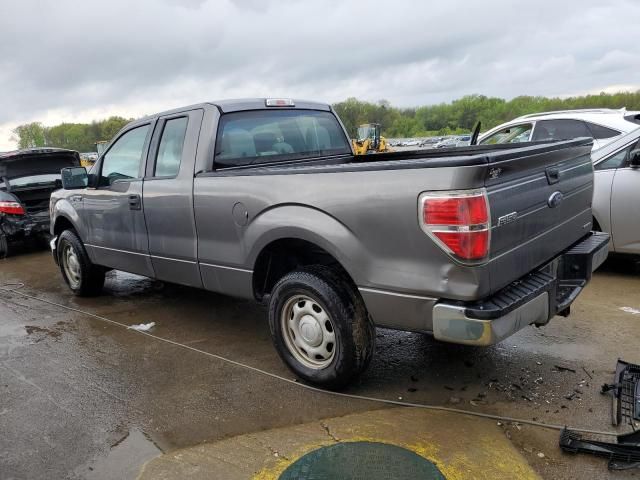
[
  {"x1": 0, "y1": 201, "x2": 25, "y2": 215},
  {"x1": 419, "y1": 190, "x2": 490, "y2": 261}
]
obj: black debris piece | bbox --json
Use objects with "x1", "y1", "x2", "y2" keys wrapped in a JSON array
[
  {"x1": 559, "y1": 428, "x2": 640, "y2": 470},
  {"x1": 601, "y1": 359, "x2": 640, "y2": 426},
  {"x1": 555, "y1": 365, "x2": 577, "y2": 373}
]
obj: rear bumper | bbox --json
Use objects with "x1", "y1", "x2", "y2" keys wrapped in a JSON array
[
  {"x1": 432, "y1": 231, "x2": 610, "y2": 346},
  {"x1": 0, "y1": 213, "x2": 50, "y2": 239}
]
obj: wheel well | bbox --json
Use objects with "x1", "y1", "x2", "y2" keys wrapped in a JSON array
[
  {"x1": 53, "y1": 217, "x2": 75, "y2": 236},
  {"x1": 253, "y1": 238, "x2": 354, "y2": 302},
  {"x1": 592, "y1": 216, "x2": 601, "y2": 232}
]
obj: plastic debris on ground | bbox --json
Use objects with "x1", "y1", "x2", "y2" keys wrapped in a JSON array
[
  {"x1": 620, "y1": 307, "x2": 640, "y2": 315},
  {"x1": 559, "y1": 428, "x2": 640, "y2": 470},
  {"x1": 601, "y1": 359, "x2": 640, "y2": 426},
  {"x1": 560, "y1": 359, "x2": 640, "y2": 470},
  {"x1": 127, "y1": 322, "x2": 156, "y2": 332}
]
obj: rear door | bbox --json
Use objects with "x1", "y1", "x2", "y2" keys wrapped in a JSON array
[
  {"x1": 142, "y1": 109, "x2": 204, "y2": 287},
  {"x1": 83, "y1": 123, "x2": 155, "y2": 276}
]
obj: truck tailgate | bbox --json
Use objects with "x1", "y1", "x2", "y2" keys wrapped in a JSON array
[{"x1": 484, "y1": 138, "x2": 594, "y2": 293}]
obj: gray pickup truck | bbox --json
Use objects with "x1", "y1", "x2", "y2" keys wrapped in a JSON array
[{"x1": 50, "y1": 98, "x2": 609, "y2": 388}]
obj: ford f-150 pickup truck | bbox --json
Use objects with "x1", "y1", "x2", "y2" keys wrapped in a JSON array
[{"x1": 50, "y1": 98, "x2": 610, "y2": 388}]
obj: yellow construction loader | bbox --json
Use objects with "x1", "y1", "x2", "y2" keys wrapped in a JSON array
[
  {"x1": 80, "y1": 140, "x2": 108, "y2": 168},
  {"x1": 351, "y1": 123, "x2": 389, "y2": 155}
]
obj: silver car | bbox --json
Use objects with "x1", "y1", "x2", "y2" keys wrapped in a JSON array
[{"x1": 592, "y1": 128, "x2": 640, "y2": 254}]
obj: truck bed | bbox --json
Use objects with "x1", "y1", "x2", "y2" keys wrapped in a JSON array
[{"x1": 195, "y1": 137, "x2": 594, "y2": 315}]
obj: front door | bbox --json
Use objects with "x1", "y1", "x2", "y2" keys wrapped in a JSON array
[
  {"x1": 83, "y1": 123, "x2": 155, "y2": 277},
  {"x1": 611, "y1": 165, "x2": 640, "y2": 253}
]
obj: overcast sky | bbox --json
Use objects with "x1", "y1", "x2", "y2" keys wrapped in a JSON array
[{"x1": 1, "y1": 0, "x2": 639, "y2": 149}]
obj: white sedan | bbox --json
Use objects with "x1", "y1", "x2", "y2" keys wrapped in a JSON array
[
  {"x1": 592, "y1": 127, "x2": 640, "y2": 255},
  {"x1": 479, "y1": 108, "x2": 640, "y2": 150}
]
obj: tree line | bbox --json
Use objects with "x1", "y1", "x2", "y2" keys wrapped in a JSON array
[
  {"x1": 333, "y1": 91, "x2": 640, "y2": 138},
  {"x1": 11, "y1": 116, "x2": 132, "y2": 152},
  {"x1": 11, "y1": 90, "x2": 640, "y2": 151}
]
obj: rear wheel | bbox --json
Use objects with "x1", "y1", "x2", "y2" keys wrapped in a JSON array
[
  {"x1": 57, "y1": 230, "x2": 105, "y2": 296},
  {"x1": 268, "y1": 265, "x2": 375, "y2": 389}
]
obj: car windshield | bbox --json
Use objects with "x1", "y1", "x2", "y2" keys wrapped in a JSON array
[{"x1": 215, "y1": 109, "x2": 351, "y2": 168}]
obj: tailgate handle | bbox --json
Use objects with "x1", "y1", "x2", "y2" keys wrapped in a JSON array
[
  {"x1": 546, "y1": 167, "x2": 560, "y2": 185},
  {"x1": 128, "y1": 194, "x2": 141, "y2": 210}
]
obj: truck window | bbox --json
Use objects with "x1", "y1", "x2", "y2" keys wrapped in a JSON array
[
  {"x1": 155, "y1": 117, "x2": 188, "y2": 177},
  {"x1": 214, "y1": 109, "x2": 351, "y2": 168},
  {"x1": 100, "y1": 125, "x2": 150, "y2": 186}
]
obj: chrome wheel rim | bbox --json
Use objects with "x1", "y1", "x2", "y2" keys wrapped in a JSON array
[
  {"x1": 62, "y1": 244, "x2": 81, "y2": 289},
  {"x1": 281, "y1": 295, "x2": 336, "y2": 369}
]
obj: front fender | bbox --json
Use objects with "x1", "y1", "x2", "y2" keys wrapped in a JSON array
[
  {"x1": 51, "y1": 197, "x2": 87, "y2": 240},
  {"x1": 244, "y1": 205, "x2": 370, "y2": 285}
]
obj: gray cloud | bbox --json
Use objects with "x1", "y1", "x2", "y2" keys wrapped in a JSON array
[{"x1": 1, "y1": 0, "x2": 640, "y2": 148}]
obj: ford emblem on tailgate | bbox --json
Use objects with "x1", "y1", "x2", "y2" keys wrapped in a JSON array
[{"x1": 548, "y1": 191, "x2": 564, "y2": 208}]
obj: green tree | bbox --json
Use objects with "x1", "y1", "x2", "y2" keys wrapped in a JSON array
[
  {"x1": 11, "y1": 116, "x2": 132, "y2": 152},
  {"x1": 11, "y1": 122, "x2": 47, "y2": 149},
  {"x1": 99, "y1": 116, "x2": 130, "y2": 141},
  {"x1": 11, "y1": 90, "x2": 640, "y2": 151}
]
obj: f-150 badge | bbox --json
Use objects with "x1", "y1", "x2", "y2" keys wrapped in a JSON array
[{"x1": 497, "y1": 211, "x2": 517, "y2": 226}]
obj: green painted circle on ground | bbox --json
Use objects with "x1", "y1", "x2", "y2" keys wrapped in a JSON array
[{"x1": 278, "y1": 441, "x2": 446, "y2": 480}]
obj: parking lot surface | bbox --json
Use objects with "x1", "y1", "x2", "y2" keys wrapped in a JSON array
[{"x1": 1, "y1": 249, "x2": 639, "y2": 479}]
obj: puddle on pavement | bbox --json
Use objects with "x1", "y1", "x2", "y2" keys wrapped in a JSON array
[{"x1": 75, "y1": 428, "x2": 162, "y2": 480}]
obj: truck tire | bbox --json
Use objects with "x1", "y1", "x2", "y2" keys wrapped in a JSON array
[
  {"x1": 57, "y1": 230, "x2": 105, "y2": 296},
  {"x1": 268, "y1": 265, "x2": 375, "y2": 390}
]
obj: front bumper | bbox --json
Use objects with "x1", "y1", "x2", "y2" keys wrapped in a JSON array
[{"x1": 432, "y1": 231, "x2": 610, "y2": 346}]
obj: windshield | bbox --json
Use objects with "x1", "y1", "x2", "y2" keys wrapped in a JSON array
[{"x1": 215, "y1": 109, "x2": 351, "y2": 168}]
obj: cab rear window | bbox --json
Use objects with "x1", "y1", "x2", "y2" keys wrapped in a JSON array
[{"x1": 214, "y1": 109, "x2": 350, "y2": 168}]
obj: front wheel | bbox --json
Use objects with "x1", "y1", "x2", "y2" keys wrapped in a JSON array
[
  {"x1": 57, "y1": 230, "x2": 105, "y2": 296},
  {"x1": 268, "y1": 266, "x2": 375, "y2": 390}
]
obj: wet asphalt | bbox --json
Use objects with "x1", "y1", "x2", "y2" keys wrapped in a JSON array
[{"x1": 1, "y1": 248, "x2": 639, "y2": 479}]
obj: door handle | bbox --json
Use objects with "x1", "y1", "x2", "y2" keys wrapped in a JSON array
[{"x1": 128, "y1": 194, "x2": 141, "y2": 210}]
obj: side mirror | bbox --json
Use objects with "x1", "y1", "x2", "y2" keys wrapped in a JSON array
[
  {"x1": 61, "y1": 167, "x2": 88, "y2": 190},
  {"x1": 630, "y1": 149, "x2": 640, "y2": 168}
]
